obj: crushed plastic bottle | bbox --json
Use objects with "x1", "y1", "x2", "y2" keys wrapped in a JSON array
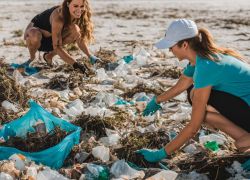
[{"x1": 86, "y1": 164, "x2": 109, "y2": 180}]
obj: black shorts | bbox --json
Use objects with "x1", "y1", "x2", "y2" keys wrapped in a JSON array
[
  {"x1": 187, "y1": 85, "x2": 250, "y2": 132},
  {"x1": 38, "y1": 35, "x2": 53, "y2": 52}
]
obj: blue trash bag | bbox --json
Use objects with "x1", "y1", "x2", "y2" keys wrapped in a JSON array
[{"x1": 0, "y1": 100, "x2": 81, "y2": 169}]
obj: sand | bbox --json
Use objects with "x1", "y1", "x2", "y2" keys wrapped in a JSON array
[{"x1": 0, "y1": 0, "x2": 249, "y2": 64}]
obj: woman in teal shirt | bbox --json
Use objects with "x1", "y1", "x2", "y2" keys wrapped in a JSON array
[{"x1": 137, "y1": 19, "x2": 250, "y2": 163}]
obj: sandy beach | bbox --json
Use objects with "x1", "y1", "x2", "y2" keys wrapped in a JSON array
[
  {"x1": 0, "y1": 0, "x2": 250, "y2": 64},
  {"x1": 0, "y1": 0, "x2": 250, "y2": 179}
]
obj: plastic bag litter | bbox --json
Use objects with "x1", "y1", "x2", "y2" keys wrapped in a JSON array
[
  {"x1": 132, "y1": 47, "x2": 151, "y2": 67},
  {"x1": 74, "y1": 151, "x2": 89, "y2": 163},
  {"x1": 84, "y1": 106, "x2": 114, "y2": 117},
  {"x1": 110, "y1": 159, "x2": 145, "y2": 179},
  {"x1": 92, "y1": 146, "x2": 110, "y2": 162},
  {"x1": 1, "y1": 101, "x2": 19, "y2": 113},
  {"x1": 113, "y1": 61, "x2": 130, "y2": 77},
  {"x1": 146, "y1": 170, "x2": 178, "y2": 180},
  {"x1": 86, "y1": 163, "x2": 109, "y2": 180},
  {"x1": 0, "y1": 100, "x2": 81, "y2": 169},
  {"x1": 99, "y1": 129, "x2": 121, "y2": 146},
  {"x1": 0, "y1": 172, "x2": 13, "y2": 180},
  {"x1": 92, "y1": 92, "x2": 117, "y2": 107},
  {"x1": 96, "y1": 68, "x2": 109, "y2": 81},
  {"x1": 183, "y1": 144, "x2": 199, "y2": 154},
  {"x1": 26, "y1": 166, "x2": 37, "y2": 179},
  {"x1": 177, "y1": 171, "x2": 209, "y2": 180},
  {"x1": 64, "y1": 99, "x2": 84, "y2": 117},
  {"x1": 37, "y1": 167, "x2": 68, "y2": 180},
  {"x1": 199, "y1": 133, "x2": 227, "y2": 145}
]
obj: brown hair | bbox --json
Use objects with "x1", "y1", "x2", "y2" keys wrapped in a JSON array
[
  {"x1": 177, "y1": 28, "x2": 244, "y2": 61},
  {"x1": 62, "y1": 0, "x2": 94, "y2": 44}
]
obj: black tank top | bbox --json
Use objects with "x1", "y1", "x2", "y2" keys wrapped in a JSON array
[{"x1": 31, "y1": 6, "x2": 59, "y2": 33}]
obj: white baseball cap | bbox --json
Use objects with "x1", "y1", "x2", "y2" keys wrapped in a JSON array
[{"x1": 155, "y1": 19, "x2": 198, "y2": 49}]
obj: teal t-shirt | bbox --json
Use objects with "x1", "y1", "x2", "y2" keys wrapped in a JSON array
[{"x1": 183, "y1": 54, "x2": 250, "y2": 106}]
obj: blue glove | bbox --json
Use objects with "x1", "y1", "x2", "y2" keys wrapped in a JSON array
[
  {"x1": 136, "y1": 148, "x2": 167, "y2": 163},
  {"x1": 242, "y1": 159, "x2": 250, "y2": 171},
  {"x1": 89, "y1": 55, "x2": 100, "y2": 65},
  {"x1": 143, "y1": 96, "x2": 162, "y2": 116}
]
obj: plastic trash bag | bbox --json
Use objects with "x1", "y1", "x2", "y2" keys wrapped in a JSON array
[
  {"x1": 0, "y1": 100, "x2": 81, "y2": 169},
  {"x1": 11, "y1": 62, "x2": 40, "y2": 76}
]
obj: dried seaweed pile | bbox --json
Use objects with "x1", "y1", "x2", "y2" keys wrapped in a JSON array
[
  {"x1": 150, "y1": 67, "x2": 182, "y2": 79},
  {"x1": 45, "y1": 75, "x2": 69, "y2": 91},
  {"x1": 121, "y1": 83, "x2": 163, "y2": 98},
  {"x1": 45, "y1": 71, "x2": 85, "y2": 91},
  {"x1": 94, "y1": 48, "x2": 118, "y2": 68},
  {"x1": 0, "y1": 63, "x2": 29, "y2": 123},
  {"x1": 73, "y1": 110, "x2": 130, "y2": 138},
  {"x1": 0, "y1": 63, "x2": 28, "y2": 106},
  {"x1": 113, "y1": 130, "x2": 170, "y2": 168},
  {"x1": 1, "y1": 126, "x2": 69, "y2": 152},
  {"x1": 174, "y1": 153, "x2": 250, "y2": 179}
]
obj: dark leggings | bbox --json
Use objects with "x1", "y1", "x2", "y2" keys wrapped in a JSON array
[{"x1": 187, "y1": 85, "x2": 250, "y2": 132}]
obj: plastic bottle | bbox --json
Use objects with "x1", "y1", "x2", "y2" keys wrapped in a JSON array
[{"x1": 86, "y1": 164, "x2": 109, "y2": 180}]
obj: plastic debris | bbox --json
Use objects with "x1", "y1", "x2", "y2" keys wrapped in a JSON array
[
  {"x1": 204, "y1": 141, "x2": 220, "y2": 152},
  {"x1": 9, "y1": 154, "x2": 26, "y2": 171},
  {"x1": 1, "y1": 101, "x2": 19, "y2": 113},
  {"x1": 37, "y1": 167, "x2": 68, "y2": 180},
  {"x1": 199, "y1": 133, "x2": 227, "y2": 145},
  {"x1": 86, "y1": 163, "x2": 109, "y2": 180},
  {"x1": 183, "y1": 143, "x2": 199, "y2": 154},
  {"x1": 64, "y1": 99, "x2": 84, "y2": 117},
  {"x1": 92, "y1": 146, "x2": 110, "y2": 162},
  {"x1": 96, "y1": 68, "x2": 109, "y2": 81},
  {"x1": 146, "y1": 170, "x2": 178, "y2": 180},
  {"x1": 123, "y1": 55, "x2": 134, "y2": 64},
  {"x1": 110, "y1": 159, "x2": 145, "y2": 179},
  {"x1": 0, "y1": 172, "x2": 13, "y2": 180},
  {"x1": 74, "y1": 152, "x2": 90, "y2": 163}
]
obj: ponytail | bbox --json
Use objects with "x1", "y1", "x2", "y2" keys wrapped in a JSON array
[{"x1": 177, "y1": 28, "x2": 245, "y2": 61}]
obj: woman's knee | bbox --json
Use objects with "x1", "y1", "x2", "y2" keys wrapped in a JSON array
[
  {"x1": 26, "y1": 28, "x2": 42, "y2": 45},
  {"x1": 235, "y1": 133, "x2": 250, "y2": 150},
  {"x1": 68, "y1": 24, "x2": 81, "y2": 40}
]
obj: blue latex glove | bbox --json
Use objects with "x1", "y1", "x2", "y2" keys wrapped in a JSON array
[
  {"x1": 143, "y1": 96, "x2": 162, "y2": 116},
  {"x1": 136, "y1": 148, "x2": 167, "y2": 163},
  {"x1": 242, "y1": 159, "x2": 250, "y2": 171},
  {"x1": 89, "y1": 55, "x2": 100, "y2": 65}
]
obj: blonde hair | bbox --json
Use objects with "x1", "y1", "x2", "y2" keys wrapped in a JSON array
[
  {"x1": 177, "y1": 28, "x2": 244, "y2": 61},
  {"x1": 62, "y1": 0, "x2": 94, "y2": 44}
]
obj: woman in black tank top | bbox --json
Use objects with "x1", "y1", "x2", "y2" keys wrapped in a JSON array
[{"x1": 23, "y1": 0, "x2": 99, "y2": 74}]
